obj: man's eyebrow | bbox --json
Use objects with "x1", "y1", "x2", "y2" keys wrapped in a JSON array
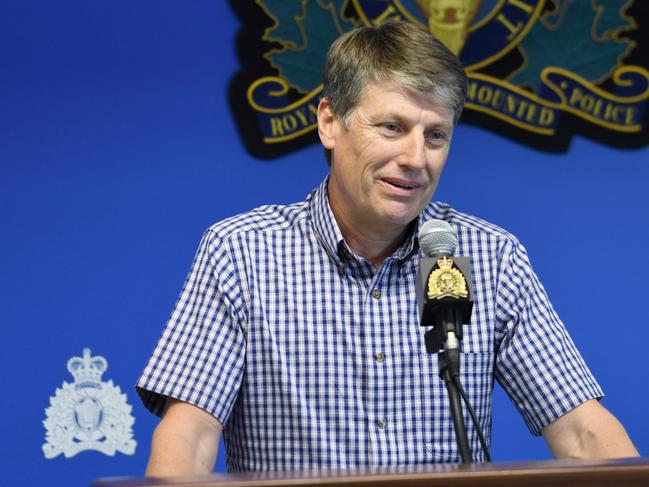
[
  {"x1": 425, "y1": 122, "x2": 454, "y2": 133},
  {"x1": 374, "y1": 111, "x2": 453, "y2": 132}
]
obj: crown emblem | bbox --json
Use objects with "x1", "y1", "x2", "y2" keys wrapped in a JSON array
[
  {"x1": 67, "y1": 348, "x2": 107, "y2": 387},
  {"x1": 437, "y1": 256, "x2": 454, "y2": 270}
]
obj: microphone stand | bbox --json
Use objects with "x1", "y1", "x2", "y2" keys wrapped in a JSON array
[{"x1": 425, "y1": 306, "x2": 472, "y2": 463}]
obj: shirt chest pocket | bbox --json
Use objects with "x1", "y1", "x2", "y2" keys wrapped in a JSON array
[{"x1": 418, "y1": 350, "x2": 494, "y2": 462}]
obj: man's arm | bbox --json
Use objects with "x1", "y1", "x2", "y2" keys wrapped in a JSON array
[
  {"x1": 146, "y1": 398, "x2": 223, "y2": 477},
  {"x1": 542, "y1": 399, "x2": 639, "y2": 459}
]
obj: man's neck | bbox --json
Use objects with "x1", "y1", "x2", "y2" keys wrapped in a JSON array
[{"x1": 333, "y1": 210, "x2": 411, "y2": 268}]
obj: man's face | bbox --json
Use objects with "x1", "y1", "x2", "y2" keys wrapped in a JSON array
[{"x1": 319, "y1": 80, "x2": 455, "y2": 239}]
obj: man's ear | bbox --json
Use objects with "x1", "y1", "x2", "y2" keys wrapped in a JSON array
[{"x1": 317, "y1": 97, "x2": 338, "y2": 150}]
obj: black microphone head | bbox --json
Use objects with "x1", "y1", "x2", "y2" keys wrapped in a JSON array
[{"x1": 419, "y1": 219, "x2": 457, "y2": 257}]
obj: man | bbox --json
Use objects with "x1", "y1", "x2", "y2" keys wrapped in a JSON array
[{"x1": 137, "y1": 22, "x2": 637, "y2": 476}]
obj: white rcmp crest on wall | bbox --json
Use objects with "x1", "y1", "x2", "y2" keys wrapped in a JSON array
[{"x1": 42, "y1": 348, "x2": 137, "y2": 458}]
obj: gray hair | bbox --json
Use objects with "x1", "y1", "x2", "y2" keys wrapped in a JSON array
[{"x1": 322, "y1": 21, "x2": 467, "y2": 127}]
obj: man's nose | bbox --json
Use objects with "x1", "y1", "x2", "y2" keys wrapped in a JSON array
[{"x1": 399, "y1": 131, "x2": 426, "y2": 168}]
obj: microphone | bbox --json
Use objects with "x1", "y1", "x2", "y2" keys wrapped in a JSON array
[
  {"x1": 419, "y1": 219, "x2": 457, "y2": 257},
  {"x1": 416, "y1": 220, "x2": 473, "y2": 370}
]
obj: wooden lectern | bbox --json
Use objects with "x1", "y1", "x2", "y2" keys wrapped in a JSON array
[{"x1": 91, "y1": 458, "x2": 649, "y2": 487}]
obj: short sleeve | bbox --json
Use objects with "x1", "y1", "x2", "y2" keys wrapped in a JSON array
[
  {"x1": 494, "y1": 239, "x2": 603, "y2": 435},
  {"x1": 136, "y1": 229, "x2": 247, "y2": 424}
]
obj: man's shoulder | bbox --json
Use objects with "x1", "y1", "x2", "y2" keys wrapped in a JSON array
[
  {"x1": 425, "y1": 201, "x2": 520, "y2": 246},
  {"x1": 205, "y1": 200, "x2": 309, "y2": 242}
]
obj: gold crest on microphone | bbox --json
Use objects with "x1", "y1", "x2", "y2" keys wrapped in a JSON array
[{"x1": 427, "y1": 257, "x2": 469, "y2": 299}]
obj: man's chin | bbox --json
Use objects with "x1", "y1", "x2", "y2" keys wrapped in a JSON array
[{"x1": 376, "y1": 208, "x2": 421, "y2": 231}]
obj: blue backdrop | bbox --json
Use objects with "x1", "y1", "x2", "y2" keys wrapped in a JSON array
[{"x1": 1, "y1": 2, "x2": 647, "y2": 487}]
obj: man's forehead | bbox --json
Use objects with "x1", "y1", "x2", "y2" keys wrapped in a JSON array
[{"x1": 356, "y1": 80, "x2": 455, "y2": 125}]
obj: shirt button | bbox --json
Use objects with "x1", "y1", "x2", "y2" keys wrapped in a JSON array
[
  {"x1": 338, "y1": 267, "x2": 345, "y2": 277},
  {"x1": 371, "y1": 289, "x2": 381, "y2": 299},
  {"x1": 374, "y1": 352, "x2": 385, "y2": 363},
  {"x1": 377, "y1": 418, "x2": 387, "y2": 429}
]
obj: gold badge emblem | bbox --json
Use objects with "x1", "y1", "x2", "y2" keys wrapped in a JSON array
[
  {"x1": 414, "y1": 0, "x2": 483, "y2": 56},
  {"x1": 427, "y1": 256, "x2": 469, "y2": 299}
]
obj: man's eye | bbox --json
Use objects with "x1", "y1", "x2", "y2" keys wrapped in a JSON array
[
  {"x1": 426, "y1": 130, "x2": 447, "y2": 142},
  {"x1": 383, "y1": 123, "x2": 401, "y2": 133}
]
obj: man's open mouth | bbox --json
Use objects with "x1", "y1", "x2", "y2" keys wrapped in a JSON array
[{"x1": 383, "y1": 178, "x2": 420, "y2": 190}]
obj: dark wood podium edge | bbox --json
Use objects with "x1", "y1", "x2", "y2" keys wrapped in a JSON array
[{"x1": 90, "y1": 458, "x2": 649, "y2": 487}]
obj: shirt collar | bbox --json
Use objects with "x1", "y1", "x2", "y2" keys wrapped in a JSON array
[{"x1": 308, "y1": 176, "x2": 346, "y2": 266}]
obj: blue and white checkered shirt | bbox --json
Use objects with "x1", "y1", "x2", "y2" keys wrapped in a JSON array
[{"x1": 137, "y1": 177, "x2": 603, "y2": 470}]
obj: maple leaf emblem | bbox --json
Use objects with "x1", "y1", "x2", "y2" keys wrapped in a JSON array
[
  {"x1": 510, "y1": 0, "x2": 636, "y2": 91},
  {"x1": 258, "y1": 0, "x2": 357, "y2": 94}
]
